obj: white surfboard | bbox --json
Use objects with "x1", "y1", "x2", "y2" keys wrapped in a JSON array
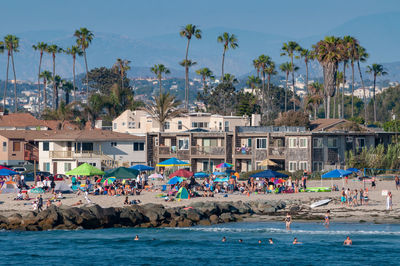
[{"x1": 310, "y1": 199, "x2": 332, "y2": 208}]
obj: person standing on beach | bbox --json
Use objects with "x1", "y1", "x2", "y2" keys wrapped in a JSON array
[
  {"x1": 371, "y1": 176, "x2": 376, "y2": 189},
  {"x1": 386, "y1": 191, "x2": 393, "y2": 211},
  {"x1": 395, "y1": 176, "x2": 400, "y2": 190},
  {"x1": 341, "y1": 188, "x2": 346, "y2": 206},
  {"x1": 324, "y1": 210, "x2": 330, "y2": 225},
  {"x1": 37, "y1": 195, "x2": 43, "y2": 212}
]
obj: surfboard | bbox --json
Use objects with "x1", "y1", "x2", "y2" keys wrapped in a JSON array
[{"x1": 310, "y1": 199, "x2": 332, "y2": 208}]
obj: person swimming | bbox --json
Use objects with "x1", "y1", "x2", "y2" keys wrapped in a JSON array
[
  {"x1": 222, "y1": 237, "x2": 226, "y2": 242},
  {"x1": 134, "y1": 235, "x2": 139, "y2": 241},
  {"x1": 269, "y1": 238, "x2": 274, "y2": 244},
  {"x1": 238, "y1": 239, "x2": 243, "y2": 243},
  {"x1": 258, "y1": 240, "x2": 262, "y2": 244},
  {"x1": 343, "y1": 236, "x2": 352, "y2": 246},
  {"x1": 293, "y1": 237, "x2": 302, "y2": 245},
  {"x1": 285, "y1": 213, "x2": 292, "y2": 229}
]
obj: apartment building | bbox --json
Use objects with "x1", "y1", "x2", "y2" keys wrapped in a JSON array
[
  {"x1": 112, "y1": 110, "x2": 257, "y2": 134},
  {"x1": 0, "y1": 130, "x2": 42, "y2": 165}
]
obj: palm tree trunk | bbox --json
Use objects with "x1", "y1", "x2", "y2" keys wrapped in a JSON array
[
  {"x1": 285, "y1": 72, "x2": 288, "y2": 112},
  {"x1": 314, "y1": 106, "x2": 317, "y2": 120},
  {"x1": 184, "y1": 38, "x2": 190, "y2": 111},
  {"x1": 52, "y1": 54, "x2": 56, "y2": 110},
  {"x1": 221, "y1": 49, "x2": 226, "y2": 81},
  {"x1": 261, "y1": 72, "x2": 265, "y2": 119},
  {"x1": 305, "y1": 60, "x2": 309, "y2": 95},
  {"x1": 373, "y1": 74, "x2": 377, "y2": 122},
  {"x1": 43, "y1": 79, "x2": 47, "y2": 109},
  {"x1": 357, "y1": 60, "x2": 367, "y2": 122},
  {"x1": 73, "y1": 56, "x2": 76, "y2": 103},
  {"x1": 342, "y1": 63, "x2": 346, "y2": 119},
  {"x1": 333, "y1": 90, "x2": 336, "y2": 118},
  {"x1": 11, "y1": 51, "x2": 17, "y2": 113},
  {"x1": 266, "y1": 74, "x2": 271, "y2": 121},
  {"x1": 65, "y1": 89, "x2": 70, "y2": 105},
  {"x1": 84, "y1": 50, "x2": 89, "y2": 100},
  {"x1": 326, "y1": 96, "x2": 330, "y2": 119},
  {"x1": 351, "y1": 62, "x2": 355, "y2": 117},
  {"x1": 3, "y1": 53, "x2": 10, "y2": 112},
  {"x1": 37, "y1": 52, "x2": 43, "y2": 114},
  {"x1": 159, "y1": 76, "x2": 162, "y2": 97},
  {"x1": 291, "y1": 55, "x2": 295, "y2": 111}
]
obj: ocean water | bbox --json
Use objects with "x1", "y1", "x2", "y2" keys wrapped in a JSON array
[{"x1": 1, "y1": 222, "x2": 399, "y2": 265}]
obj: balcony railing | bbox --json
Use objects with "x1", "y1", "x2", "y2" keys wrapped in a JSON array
[
  {"x1": 49, "y1": 150, "x2": 105, "y2": 159},
  {"x1": 234, "y1": 147, "x2": 252, "y2": 156},
  {"x1": 268, "y1": 147, "x2": 285, "y2": 157},
  {"x1": 191, "y1": 146, "x2": 225, "y2": 156}
]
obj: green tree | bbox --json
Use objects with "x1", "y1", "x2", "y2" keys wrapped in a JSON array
[
  {"x1": 74, "y1": 27, "x2": 94, "y2": 100},
  {"x1": 195, "y1": 67, "x2": 214, "y2": 89},
  {"x1": 254, "y1": 54, "x2": 272, "y2": 117},
  {"x1": 45, "y1": 44, "x2": 63, "y2": 110},
  {"x1": 217, "y1": 32, "x2": 238, "y2": 80},
  {"x1": 299, "y1": 48, "x2": 312, "y2": 95},
  {"x1": 143, "y1": 92, "x2": 182, "y2": 132},
  {"x1": 113, "y1": 58, "x2": 131, "y2": 91},
  {"x1": 281, "y1": 41, "x2": 301, "y2": 111},
  {"x1": 150, "y1": 64, "x2": 170, "y2": 97},
  {"x1": 42, "y1": 101, "x2": 76, "y2": 129},
  {"x1": 246, "y1": 75, "x2": 260, "y2": 95},
  {"x1": 51, "y1": 75, "x2": 63, "y2": 110},
  {"x1": 264, "y1": 60, "x2": 277, "y2": 121},
  {"x1": 366, "y1": 63, "x2": 388, "y2": 122},
  {"x1": 274, "y1": 110, "x2": 310, "y2": 128},
  {"x1": 62, "y1": 80, "x2": 74, "y2": 105},
  {"x1": 179, "y1": 59, "x2": 197, "y2": 109},
  {"x1": 4, "y1": 35, "x2": 19, "y2": 112},
  {"x1": 236, "y1": 91, "x2": 258, "y2": 116},
  {"x1": 39, "y1": 70, "x2": 52, "y2": 110},
  {"x1": 279, "y1": 62, "x2": 298, "y2": 112},
  {"x1": 65, "y1": 45, "x2": 83, "y2": 103},
  {"x1": 344, "y1": 36, "x2": 359, "y2": 118},
  {"x1": 180, "y1": 24, "x2": 202, "y2": 111},
  {"x1": 32, "y1": 42, "x2": 48, "y2": 113},
  {"x1": 356, "y1": 45, "x2": 369, "y2": 121}
]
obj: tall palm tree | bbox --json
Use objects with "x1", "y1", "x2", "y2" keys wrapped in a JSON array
[
  {"x1": 179, "y1": 59, "x2": 197, "y2": 109},
  {"x1": 179, "y1": 24, "x2": 202, "y2": 111},
  {"x1": 51, "y1": 75, "x2": 63, "y2": 110},
  {"x1": 223, "y1": 73, "x2": 238, "y2": 84},
  {"x1": 345, "y1": 36, "x2": 359, "y2": 117},
  {"x1": 300, "y1": 48, "x2": 312, "y2": 95},
  {"x1": 114, "y1": 58, "x2": 131, "y2": 90},
  {"x1": 246, "y1": 75, "x2": 260, "y2": 95},
  {"x1": 39, "y1": 70, "x2": 52, "y2": 110},
  {"x1": 366, "y1": 64, "x2": 388, "y2": 122},
  {"x1": 196, "y1": 67, "x2": 214, "y2": 89},
  {"x1": 312, "y1": 36, "x2": 344, "y2": 119},
  {"x1": 143, "y1": 92, "x2": 183, "y2": 132},
  {"x1": 74, "y1": 28, "x2": 94, "y2": 100},
  {"x1": 356, "y1": 46, "x2": 369, "y2": 122},
  {"x1": 281, "y1": 41, "x2": 301, "y2": 110},
  {"x1": 32, "y1": 42, "x2": 48, "y2": 114},
  {"x1": 65, "y1": 45, "x2": 83, "y2": 103},
  {"x1": 217, "y1": 32, "x2": 238, "y2": 80},
  {"x1": 255, "y1": 55, "x2": 272, "y2": 117},
  {"x1": 45, "y1": 44, "x2": 63, "y2": 110},
  {"x1": 307, "y1": 82, "x2": 324, "y2": 120},
  {"x1": 150, "y1": 64, "x2": 170, "y2": 97},
  {"x1": 0, "y1": 42, "x2": 5, "y2": 111},
  {"x1": 252, "y1": 58, "x2": 261, "y2": 78},
  {"x1": 334, "y1": 71, "x2": 344, "y2": 118},
  {"x1": 279, "y1": 62, "x2": 298, "y2": 112},
  {"x1": 61, "y1": 80, "x2": 74, "y2": 105},
  {"x1": 265, "y1": 60, "x2": 277, "y2": 120},
  {"x1": 4, "y1": 35, "x2": 19, "y2": 112}
]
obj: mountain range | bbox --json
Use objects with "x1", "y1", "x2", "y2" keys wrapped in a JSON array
[{"x1": 2, "y1": 12, "x2": 400, "y2": 82}]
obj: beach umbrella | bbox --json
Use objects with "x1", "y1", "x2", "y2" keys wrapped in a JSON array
[
  {"x1": 149, "y1": 173, "x2": 163, "y2": 179},
  {"x1": 322, "y1": 169, "x2": 352, "y2": 178},
  {"x1": 0, "y1": 168, "x2": 19, "y2": 176},
  {"x1": 156, "y1": 157, "x2": 191, "y2": 167},
  {"x1": 103, "y1": 177, "x2": 116, "y2": 186},
  {"x1": 214, "y1": 177, "x2": 229, "y2": 182},
  {"x1": 0, "y1": 166, "x2": 12, "y2": 171},
  {"x1": 65, "y1": 163, "x2": 104, "y2": 176},
  {"x1": 257, "y1": 159, "x2": 278, "y2": 167},
  {"x1": 167, "y1": 177, "x2": 186, "y2": 185},
  {"x1": 250, "y1": 170, "x2": 288, "y2": 178},
  {"x1": 104, "y1": 167, "x2": 139, "y2": 179},
  {"x1": 216, "y1": 162, "x2": 233, "y2": 169},
  {"x1": 169, "y1": 169, "x2": 193, "y2": 179},
  {"x1": 194, "y1": 172, "x2": 209, "y2": 178},
  {"x1": 273, "y1": 178, "x2": 285, "y2": 184},
  {"x1": 346, "y1": 168, "x2": 359, "y2": 173},
  {"x1": 213, "y1": 171, "x2": 227, "y2": 176},
  {"x1": 225, "y1": 169, "x2": 236, "y2": 174},
  {"x1": 130, "y1": 164, "x2": 155, "y2": 171}
]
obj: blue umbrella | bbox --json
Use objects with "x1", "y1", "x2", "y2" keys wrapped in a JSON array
[
  {"x1": 346, "y1": 168, "x2": 359, "y2": 173},
  {"x1": 167, "y1": 176, "x2": 185, "y2": 185},
  {"x1": 322, "y1": 169, "x2": 353, "y2": 178},
  {"x1": 213, "y1": 171, "x2": 227, "y2": 176},
  {"x1": 0, "y1": 168, "x2": 19, "y2": 176},
  {"x1": 225, "y1": 169, "x2": 236, "y2": 174},
  {"x1": 214, "y1": 177, "x2": 229, "y2": 182},
  {"x1": 194, "y1": 172, "x2": 209, "y2": 178},
  {"x1": 157, "y1": 158, "x2": 190, "y2": 167},
  {"x1": 250, "y1": 170, "x2": 288, "y2": 178},
  {"x1": 130, "y1": 164, "x2": 155, "y2": 171}
]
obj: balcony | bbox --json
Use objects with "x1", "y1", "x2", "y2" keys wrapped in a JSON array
[
  {"x1": 24, "y1": 143, "x2": 38, "y2": 161},
  {"x1": 191, "y1": 146, "x2": 225, "y2": 157},
  {"x1": 49, "y1": 150, "x2": 105, "y2": 159},
  {"x1": 268, "y1": 147, "x2": 285, "y2": 158},
  {"x1": 156, "y1": 146, "x2": 190, "y2": 157},
  {"x1": 234, "y1": 147, "x2": 252, "y2": 157}
]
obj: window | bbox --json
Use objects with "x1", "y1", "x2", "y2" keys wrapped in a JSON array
[
  {"x1": 328, "y1": 137, "x2": 337, "y2": 148},
  {"x1": 224, "y1": 121, "x2": 229, "y2": 132},
  {"x1": 313, "y1": 138, "x2": 323, "y2": 148},
  {"x1": 178, "y1": 121, "x2": 182, "y2": 130},
  {"x1": 219, "y1": 122, "x2": 222, "y2": 131},
  {"x1": 128, "y1": 122, "x2": 136, "y2": 129},
  {"x1": 111, "y1": 142, "x2": 117, "y2": 147},
  {"x1": 154, "y1": 137, "x2": 159, "y2": 146},
  {"x1": 82, "y1": 142, "x2": 93, "y2": 151},
  {"x1": 203, "y1": 161, "x2": 214, "y2": 172},
  {"x1": 355, "y1": 138, "x2": 365, "y2": 150},
  {"x1": 64, "y1": 163, "x2": 72, "y2": 172},
  {"x1": 134, "y1": 142, "x2": 145, "y2": 151},
  {"x1": 138, "y1": 122, "x2": 141, "y2": 128},
  {"x1": 289, "y1": 138, "x2": 297, "y2": 148},
  {"x1": 43, "y1": 162, "x2": 50, "y2": 172},
  {"x1": 2, "y1": 142, "x2": 6, "y2": 152},
  {"x1": 289, "y1": 161, "x2": 297, "y2": 172},
  {"x1": 247, "y1": 138, "x2": 252, "y2": 148},
  {"x1": 178, "y1": 138, "x2": 189, "y2": 150},
  {"x1": 12, "y1": 142, "x2": 21, "y2": 152},
  {"x1": 299, "y1": 161, "x2": 308, "y2": 170},
  {"x1": 313, "y1": 161, "x2": 323, "y2": 172},
  {"x1": 256, "y1": 138, "x2": 267, "y2": 149},
  {"x1": 192, "y1": 122, "x2": 209, "y2": 128},
  {"x1": 122, "y1": 122, "x2": 126, "y2": 126},
  {"x1": 113, "y1": 123, "x2": 117, "y2": 130},
  {"x1": 43, "y1": 142, "x2": 49, "y2": 151},
  {"x1": 299, "y1": 138, "x2": 308, "y2": 148},
  {"x1": 164, "y1": 122, "x2": 170, "y2": 130}
]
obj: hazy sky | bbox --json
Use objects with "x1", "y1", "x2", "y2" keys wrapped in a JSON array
[{"x1": 2, "y1": 0, "x2": 400, "y2": 38}]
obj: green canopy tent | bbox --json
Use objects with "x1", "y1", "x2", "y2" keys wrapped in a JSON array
[
  {"x1": 176, "y1": 187, "x2": 189, "y2": 199},
  {"x1": 65, "y1": 163, "x2": 105, "y2": 176},
  {"x1": 104, "y1": 167, "x2": 139, "y2": 179}
]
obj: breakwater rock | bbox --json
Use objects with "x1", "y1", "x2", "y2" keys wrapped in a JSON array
[{"x1": 0, "y1": 200, "x2": 286, "y2": 231}]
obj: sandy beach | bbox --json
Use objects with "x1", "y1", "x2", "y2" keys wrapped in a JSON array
[{"x1": 0, "y1": 178, "x2": 399, "y2": 224}]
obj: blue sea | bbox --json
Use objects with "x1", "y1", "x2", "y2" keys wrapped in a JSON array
[{"x1": 1, "y1": 222, "x2": 399, "y2": 265}]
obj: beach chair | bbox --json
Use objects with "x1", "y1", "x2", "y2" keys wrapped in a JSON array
[{"x1": 161, "y1": 185, "x2": 167, "y2": 192}]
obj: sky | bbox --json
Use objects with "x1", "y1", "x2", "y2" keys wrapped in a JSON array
[{"x1": 1, "y1": 0, "x2": 400, "y2": 38}]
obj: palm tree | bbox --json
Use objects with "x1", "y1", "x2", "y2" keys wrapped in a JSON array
[
  {"x1": 4, "y1": 35, "x2": 19, "y2": 112},
  {"x1": 223, "y1": 73, "x2": 238, "y2": 84},
  {"x1": 265, "y1": 60, "x2": 277, "y2": 120},
  {"x1": 179, "y1": 59, "x2": 197, "y2": 109},
  {"x1": 74, "y1": 28, "x2": 94, "y2": 100},
  {"x1": 345, "y1": 36, "x2": 359, "y2": 117},
  {"x1": 279, "y1": 62, "x2": 298, "y2": 112},
  {"x1": 62, "y1": 80, "x2": 74, "y2": 105},
  {"x1": 281, "y1": 41, "x2": 301, "y2": 110},
  {"x1": 366, "y1": 64, "x2": 388, "y2": 122},
  {"x1": 307, "y1": 82, "x2": 324, "y2": 119},
  {"x1": 45, "y1": 44, "x2": 63, "y2": 110},
  {"x1": 255, "y1": 55, "x2": 272, "y2": 117},
  {"x1": 334, "y1": 72, "x2": 344, "y2": 118},
  {"x1": 356, "y1": 46, "x2": 369, "y2": 122},
  {"x1": 196, "y1": 67, "x2": 214, "y2": 89},
  {"x1": 39, "y1": 70, "x2": 52, "y2": 110},
  {"x1": 180, "y1": 24, "x2": 202, "y2": 111},
  {"x1": 65, "y1": 45, "x2": 83, "y2": 103},
  {"x1": 246, "y1": 75, "x2": 260, "y2": 95},
  {"x1": 299, "y1": 48, "x2": 312, "y2": 95},
  {"x1": 312, "y1": 36, "x2": 344, "y2": 119},
  {"x1": 114, "y1": 58, "x2": 131, "y2": 90},
  {"x1": 42, "y1": 101, "x2": 76, "y2": 129},
  {"x1": 150, "y1": 64, "x2": 170, "y2": 97},
  {"x1": 253, "y1": 58, "x2": 261, "y2": 78},
  {"x1": 143, "y1": 92, "x2": 183, "y2": 132},
  {"x1": 217, "y1": 32, "x2": 238, "y2": 80},
  {"x1": 32, "y1": 42, "x2": 48, "y2": 114},
  {"x1": 51, "y1": 75, "x2": 63, "y2": 110}
]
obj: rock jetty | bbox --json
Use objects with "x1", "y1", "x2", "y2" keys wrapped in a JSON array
[{"x1": 0, "y1": 200, "x2": 287, "y2": 231}]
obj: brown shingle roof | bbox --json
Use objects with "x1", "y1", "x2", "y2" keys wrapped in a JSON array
[
  {"x1": 0, "y1": 113, "x2": 43, "y2": 128},
  {"x1": 39, "y1": 120, "x2": 80, "y2": 130},
  {"x1": 310, "y1": 119, "x2": 347, "y2": 132}
]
